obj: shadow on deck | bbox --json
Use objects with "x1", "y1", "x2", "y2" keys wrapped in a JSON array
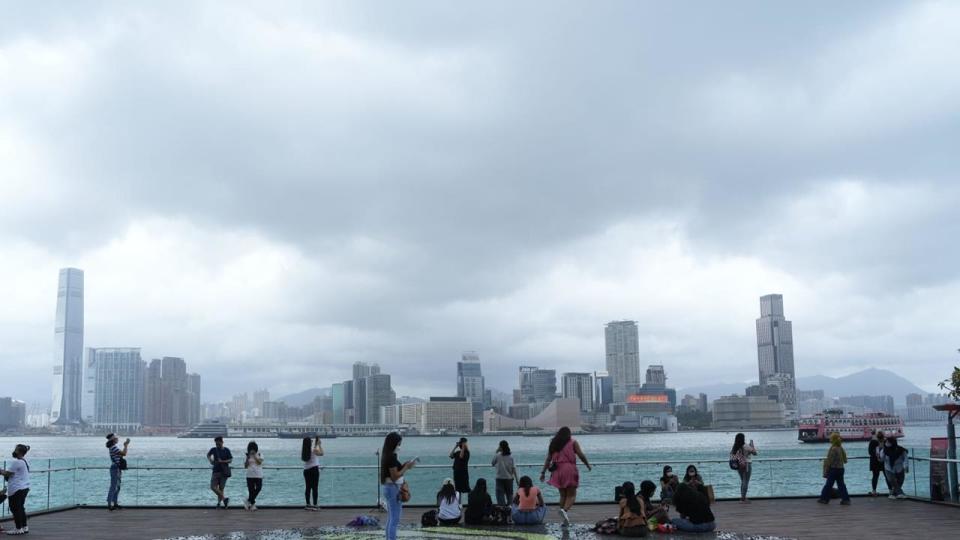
[{"x1": 4, "y1": 497, "x2": 959, "y2": 539}]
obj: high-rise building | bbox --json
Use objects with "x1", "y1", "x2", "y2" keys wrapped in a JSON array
[
  {"x1": 252, "y1": 389, "x2": 270, "y2": 414},
  {"x1": 51, "y1": 268, "x2": 84, "y2": 425},
  {"x1": 518, "y1": 367, "x2": 557, "y2": 403},
  {"x1": 605, "y1": 321, "x2": 641, "y2": 403},
  {"x1": 364, "y1": 374, "x2": 395, "y2": 424},
  {"x1": 457, "y1": 352, "x2": 485, "y2": 402},
  {"x1": 351, "y1": 362, "x2": 380, "y2": 424},
  {"x1": 0, "y1": 398, "x2": 26, "y2": 430},
  {"x1": 331, "y1": 383, "x2": 345, "y2": 424},
  {"x1": 562, "y1": 373, "x2": 594, "y2": 412},
  {"x1": 594, "y1": 371, "x2": 613, "y2": 411},
  {"x1": 343, "y1": 380, "x2": 354, "y2": 423},
  {"x1": 82, "y1": 348, "x2": 145, "y2": 431},
  {"x1": 144, "y1": 357, "x2": 200, "y2": 428},
  {"x1": 756, "y1": 294, "x2": 797, "y2": 410}
]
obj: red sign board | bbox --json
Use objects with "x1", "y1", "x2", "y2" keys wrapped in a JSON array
[{"x1": 626, "y1": 394, "x2": 668, "y2": 403}]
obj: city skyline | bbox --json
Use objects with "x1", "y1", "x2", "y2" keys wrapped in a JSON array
[{"x1": 2, "y1": 2, "x2": 958, "y2": 404}]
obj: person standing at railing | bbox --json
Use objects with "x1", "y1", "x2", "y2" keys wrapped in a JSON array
[
  {"x1": 449, "y1": 437, "x2": 470, "y2": 501},
  {"x1": 301, "y1": 436, "x2": 323, "y2": 511},
  {"x1": 206, "y1": 436, "x2": 233, "y2": 509},
  {"x1": 730, "y1": 433, "x2": 757, "y2": 503},
  {"x1": 540, "y1": 426, "x2": 592, "y2": 527},
  {"x1": 0, "y1": 444, "x2": 31, "y2": 535},
  {"x1": 491, "y1": 440, "x2": 518, "y2": 506},
  {"x1": 106, "y1": 433, "x2": 130, "y2": 511},
  {"x1": 244, "y1": 441, "x2": 263, "y2": 511},
  {"x1": 381, "y1": 432, "x2": 417, "y2": 540},
  {"x1": 817, "y1": 432, "x2": 851, "y2": 505},
  {"x1": 883, "y1": 436, "x2": 909, "y2": 500},
  {"x1": 868, "y1": 430, "x2": 888, "y2": 496}
]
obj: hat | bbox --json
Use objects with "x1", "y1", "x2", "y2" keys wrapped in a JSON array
[
  {"x1": 106, "y1": 433, "x2": 116, "y2": 440},
  {"x1": 442, "y1": 478, "x2": 454, "y2": 486}
]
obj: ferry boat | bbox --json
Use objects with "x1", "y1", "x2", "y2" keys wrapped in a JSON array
[
  {"x1": 177, "y1": 420, "x2": 229, "y2": 439},
  {"x1": 798, "y1": 409, "x2": 904, "y2": 443}
]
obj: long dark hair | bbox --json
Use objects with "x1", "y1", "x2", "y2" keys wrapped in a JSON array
[
  {"x1": 381, "y1": 432, "x2": 402, "y2": 483},
  {"x1": 683, "y1": 464, "x2": 699, "y2": 483},
  {"x1": 469, "y1": 478, "x2": 488, "y2": 505},
  {"x1": 301, "y1": 437, "x2": 313, "y2": 462},
  {"x1": 548, "y1": 426, "x2": 572, "y2": 455},
  {"x1": 639, "y1": 480, "x2": 657, "y2": 503},
  {"x1": 731, "y1": 432, "x2": 746, "y2": 455},
  {"x1": 621, "y1": 481, "x2": 642, "y2": 515},
  {"x1": 498, "y1": 440, "x2": 511, "y2": 456},
  {"x1": 518, "y1": 475, "x2": 534, "y2": 497},
  {"x1": 247, "y1": 441, "x2": 259, "y2": 455},
  {"x1": 437, "y1": 482, "x2": 457, "y2": 504}
]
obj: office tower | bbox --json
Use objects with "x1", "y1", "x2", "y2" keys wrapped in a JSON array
[
  {"x1": 364, "y1": 374, "x2": 395, "y2": 424},
  {"x1": 51, "y1": 268, "x2": 84, "y2": 424},
  {"x1": 331, "y1": 383, "x2": 345, "y2": 423},
  {"x1": 82, "y1": 348, "x2": 145, "y2": 429},
  {"x1": 562, "y1": 373, "x2": 594, "y2": 412},
  {"x1": 351, "y1": 361, "x2": 379, "y2": 424},
  {"x1": 605, "y1": 321, "x2": 641, "y2": 403},
  {"x1": 187, "y1": 373, "x2": 202, "y2": 426},
  {"x1": 252, "y1": 389, "x2": 270, "y2": 414},
  {"x1": 756, "y1": 294, "x2": 797, "y2": 410},
  {"x1": 594, "y1": 371, "x2": 613, "y2": 410},
  {"x1": 343, "y1": 380, "x2": 354, "y2": 423},
  {"x1": 644, "y1": 365, "x2": 666, "y2": 388},
  {"x1": 144, "y1": 357, "x2": 196, "y2": 428},
  {"x1": 0, "y1": 398, "x2": 27, "y2": 430},
  {"x1": 457, "y1": 352, "x2": 486, "y2": 429},
  {"x1": 518, "y1": 366, "x2": 557, "y2": 403}
]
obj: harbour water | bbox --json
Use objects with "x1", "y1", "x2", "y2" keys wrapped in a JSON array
[{"x1": 0, "y1": 424, "x2": 947, "y2": 514}]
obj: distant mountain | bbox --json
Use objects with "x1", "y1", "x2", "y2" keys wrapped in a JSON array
[
  {"x1": 678, "y1": 368, "x2": 926, "y2": 406},
  {"x1": 278, "y1": 387, "x2": 331, "y2": 407},
  {"x1": 797, "y1": 368, "x2": 925, "y2": 405}
]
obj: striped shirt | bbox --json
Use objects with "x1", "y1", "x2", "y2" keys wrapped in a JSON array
[{"x1": 109, "y1": 444, "x2": 123, "y2": 465}]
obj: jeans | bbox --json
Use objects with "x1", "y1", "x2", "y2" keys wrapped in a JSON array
[
  {"x1": 304, "y1": 466, "x2": 319, "y2": 506},
  {"x1": 382, "y1": 483, "x2": 402, "y2": 540},
  {"x1": 247, "y1": 478, "x2": 263, "y2": 505},
  {"x1": 511, "y1": 505, "x2": 546, "y2": 524},
  {"x1": 495, "y1": 478, "x2": 514, "y2": 506},
  {"x1": 672, "y1": 517, "x2": 716, "y2": 532},
  {"x1": 886, "y1": 470, "x2": 906, "y2": 496},
  {"x1": 819, "y1": 467, "x2": 850, "y2": 502},
  {"x1": 738, "y1": 463, "x2": 752, "y2": 498},
  {"x1": 108, "y1": 465, "x2": 122, "y2": 505},
  {"x1": 9, "y1": 489, "x2": 29, "y2": 529}
]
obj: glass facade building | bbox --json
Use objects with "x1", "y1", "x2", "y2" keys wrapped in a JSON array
[{"x1": 52, "y1": 268, "x2": 84, "y2": 425}]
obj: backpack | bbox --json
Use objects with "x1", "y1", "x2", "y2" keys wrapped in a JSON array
[
  {"x1": 593, "y1": 517, "x2": 619, "y2": 535},
  {"x1": 421, "y1": 509, "x2": 439, "y2": 527},
  {"x1": 728, "y1": 454, "x2": 740, "y2": 470}
]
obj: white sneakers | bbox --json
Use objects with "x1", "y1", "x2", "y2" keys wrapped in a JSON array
[
  {"x1": 8, "y1": 526, "x2": 28, "y2": 535},
  {"x1": 243, "y1": 499, "x2": 251, "y2": 510},
  {"x1": 558, "y1": 508, "x2": 570, "y2": 527}
]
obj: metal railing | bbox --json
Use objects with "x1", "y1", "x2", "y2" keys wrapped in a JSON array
[{"x1": 3, "y1": 453, "x2": 958, "y2": 515}]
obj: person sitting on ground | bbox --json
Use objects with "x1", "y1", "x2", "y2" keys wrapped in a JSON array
[
  {"x1": 617, "y1": 482, "x2": 648, "y2": 537},
  {"x1": 682, "y1": 464, "x2": 709, "y2": 497},
  {"x1": 437, "y1": 478, "x2": 462, "y2": 525},
  {"x1": 671, "y1": 482, "x2": 716, "y2": 533},
  {"x1": 659, "y1": 466, "x2": 679, "y2": 505},
  {"x1": 511, "y1": 475, "x2": 547, "y2": 525},
  {"x1": 638, "y1": 480, "x2": 669, "y2": 525},
  {"x1": 465, "y1": 478, "x2": 494, "y2": 525}
]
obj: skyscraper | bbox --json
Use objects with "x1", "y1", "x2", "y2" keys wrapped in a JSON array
[
  {"x1": 364, "y1": 373, "x2": 395, "y2": 424},
  {"x1": 82, "y1": 348, "x2": 145, "y2": 430},
  {"x1": 331, "y1": 382, "x2": 345, "y2": 423},
  {"x1": 144, "y1": 357, "x2": 200, "y2": 428},
  {"x1": 456, "y1": 352, "x2": 485, "y2": 402},
  {"x1": 351, "y1": 361, "x2": 379, "y2": 423},
  {"x1": 562, "y1": 373, "x2": 594, "y2": 412},
  {"x1": 517, "y1": 366, "x2": 557, "y2": 403},
  {"x1": 605, "y1": 320, "x2": 640, "y2": 403},
  {"x1": 51, "y1": 268, "x2": 84, "y2": 425},
  {"x1": 756, "y1": 294, "x2": 797, "y2": 410}
]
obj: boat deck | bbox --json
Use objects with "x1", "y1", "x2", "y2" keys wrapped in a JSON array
[{"x1": 5, "y1": 497, "x2": 958, "y2": 539}]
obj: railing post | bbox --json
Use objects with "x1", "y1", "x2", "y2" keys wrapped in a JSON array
[
  {"x1": 136, "y1": 457, "x2": 140, "y2": 506},
  {"x1": 375, "y1": 450, "x2": 381, "y2": 509},
  {"x1": 47, "y1": 458, "x2": 51, "y2": 509},
  {"x1": 912, "y1": 450, "x2": 918, "y2": 497}
]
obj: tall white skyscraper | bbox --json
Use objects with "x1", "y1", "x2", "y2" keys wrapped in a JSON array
[
  {"x1": 756, "y1": 294, "x2": 797, "y2": 410},
  {"x1": 562, "y1": 373, "x2": 595, "y2": 412},
  {"x1": 605, "y1": 320, "x2": 640, "y2": 403},
  {"x1": 457, "y1": 352, "x2": 485, "y2": 401},
  {"x1": 52, "y1": 268, "x2": 84, "y2": 425}
]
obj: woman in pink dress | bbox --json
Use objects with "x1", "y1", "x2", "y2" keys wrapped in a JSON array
[{"x1": 539, "y1": 426, "x2": 592, "y2": 526}]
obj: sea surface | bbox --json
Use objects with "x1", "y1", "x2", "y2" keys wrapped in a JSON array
[{"x1": 0, "y1": 424, "x2": 948, "y2": 515}]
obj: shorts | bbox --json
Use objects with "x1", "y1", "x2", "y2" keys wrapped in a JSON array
[{"x1": 211, "y1": 472, "x2": 228, "y2": 490}]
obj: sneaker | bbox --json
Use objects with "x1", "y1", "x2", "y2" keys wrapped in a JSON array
[
  {"x1": 223, "y1": 497, "x2": 230, "y2": 508},
  {"x1": 840, "y1": 500, "x2": 851, "y2": 505},
  {"x1": 816, "y1": 499, "x2": 828, "y2": 504},
  {"x1": 8, "y1": 529, "x2": 25, "y2": 536},
  {"x1": 22, "y1": 526, "x2": 27, "y2": 534},
  {"x1": 896, "y1": 494, "x2": 907, "y2": 499},
  {"x1": 250, "y1": 505, "x2": 257, "y2": 511},
  {"x1": 243, "y1": 499, "x2": 251, "y2": 510},
  {"x1": 304, "y1": 505, "x2": 312, "y2": 511},
  {"x1": 558, "y1": 508, "x2": 570, "y2": 527},
  {"x1": 888, "y1": 495, "x2": 897, "y2": 500}
]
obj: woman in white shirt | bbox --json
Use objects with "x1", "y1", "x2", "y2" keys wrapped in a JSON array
[
  {"x1": 436, "y1": 478, "x2": 462, "y2": 525},
  {"x1": 244, "y1": 441, "x2": 263, "y2": 511},
  {"x1": 1, "y1": 444, "x2": 31, "y2": 535},
  {"x1": 301, "y1": 436, "x2": 323, "y2": 510}
]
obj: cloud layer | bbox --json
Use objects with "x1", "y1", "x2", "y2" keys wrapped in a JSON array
[{"x1": 2, "y1": 1, "x2": 958, "y2": 403}]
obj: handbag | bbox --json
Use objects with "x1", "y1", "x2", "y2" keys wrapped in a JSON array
[
  {"x1": 118, "y1": 457, "x2": 128, "y2": 471},
  {"x1": 548, "y1": 460, "x2": 558, "y2": 472},
  {"x1": 399, "y1": 482, "x2": 411, "y2": 502},
  {"x1": 705, "y1": 484, "x2": 715, "y2": 504}
]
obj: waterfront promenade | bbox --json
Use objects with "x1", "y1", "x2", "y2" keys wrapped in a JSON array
[{"x1": 6, "y1": 497, "x2": 959, "y2": 539}]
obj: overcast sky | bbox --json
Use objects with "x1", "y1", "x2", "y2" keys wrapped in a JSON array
[{"x1": 2, "y1": 1, "x2": 958, "y2": 405}]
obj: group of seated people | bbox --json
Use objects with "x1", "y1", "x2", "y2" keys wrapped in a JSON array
[
  {"x1": 612, "y1": 464, "x2": 716, "y2": 536},
  {"x1": 433, "y1": 475, "x2": 546, "y2": 527}
]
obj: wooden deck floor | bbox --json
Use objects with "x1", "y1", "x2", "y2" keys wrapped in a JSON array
[{"x1": 4, "y1": 497, "x2": 959, "y2": 539}]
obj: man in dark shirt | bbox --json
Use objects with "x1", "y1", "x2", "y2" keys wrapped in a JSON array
[{"x1": 207, "y1": 436, "x2": 233, "y2": 508}]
